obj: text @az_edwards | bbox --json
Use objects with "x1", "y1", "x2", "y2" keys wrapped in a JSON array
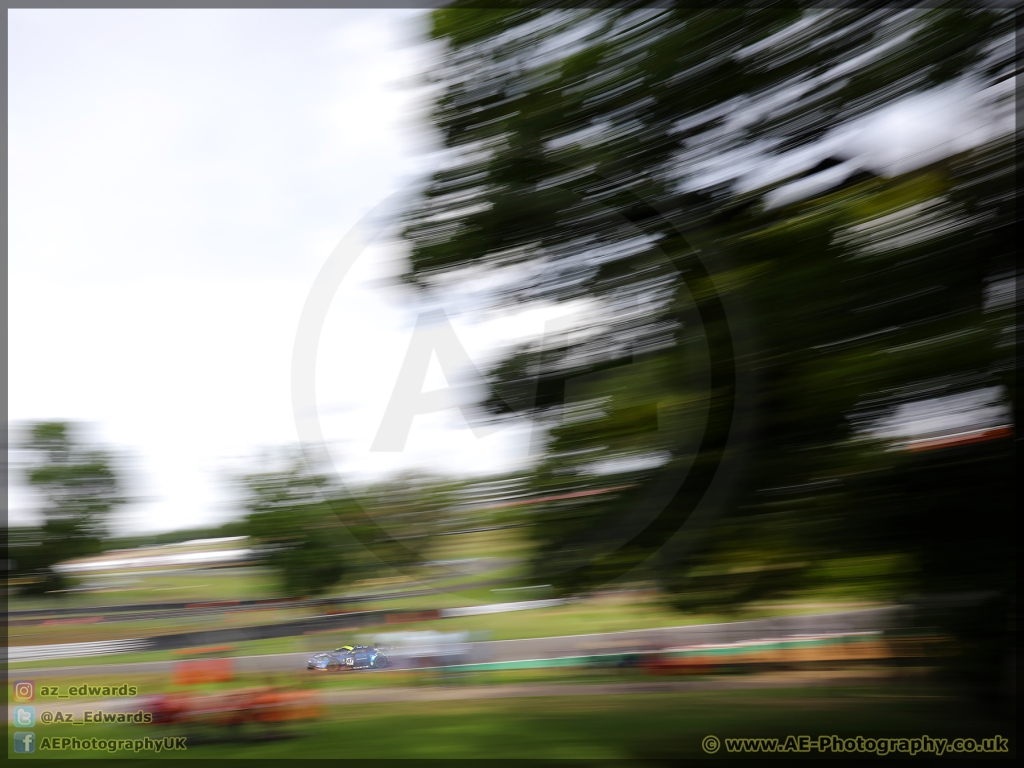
[{"x1": 39, "y1": 709, "x2": 152, "y2": 725}]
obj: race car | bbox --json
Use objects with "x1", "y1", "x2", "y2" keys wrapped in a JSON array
[{"x1": 307, "y1": 644, "x2": 390, "y2": 671}]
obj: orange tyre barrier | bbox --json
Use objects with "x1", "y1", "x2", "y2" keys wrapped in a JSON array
[
  {"x1": 145, "y1": 688, "x2": 321, "y2": 727},
  {"x1": 172, "y1": 658, "x2": 235, "y2": 686}
]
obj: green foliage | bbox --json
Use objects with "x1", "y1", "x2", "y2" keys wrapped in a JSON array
[
  {"x1": 14, "y1": 421, "x2": 126, "y2": 594},
  {"x1": 360, "y1": 470, "x2": 463, "y2": 566},
  {"x1": 238, "y1": 455, "x2": 353, "y2": 597},
  {"x1": 400, "y1": 3, "x2": 1015, "y2": 624},
  {"x1": 238, "y1": 454, "x2": 464, "y2": 596}
]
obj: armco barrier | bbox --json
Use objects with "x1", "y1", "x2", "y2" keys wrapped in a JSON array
[
  {"x1": 146, "y1": 609, "x2": 396, "y2": 652},
  {"x1": 385, "y1": 610, "x2": 443, "y2": 624}
]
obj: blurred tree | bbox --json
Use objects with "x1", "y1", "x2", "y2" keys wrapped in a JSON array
[
  {"x1": 400, "y1": 4, "x2": 1014, "y2": 601},
  {"x1": 239, "y1": 456, "x2": 459, "y2": 595},
  {"x1": 360, "y1": 470, "x2": 463, "y2": 558},
  {"x1": 16, "y1": 422, "x2": 126, "y2": 594},
  {"x1": 239, "y1": 455, "x2": 354, "y2": 597},
  {"x1": 662, "y1": 141, "x2": 1015, "y2": 623}
]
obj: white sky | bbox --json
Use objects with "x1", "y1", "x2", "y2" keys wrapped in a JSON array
[
  {"x1": 7, "y1": 10, "x2": 1012, "y2": 534},
  {"x1": 7, "y1": 8, "x2": 586, "y2": 534}
]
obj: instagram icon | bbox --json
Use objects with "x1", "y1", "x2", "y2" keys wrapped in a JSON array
[{"x1": 13, "y1": 681, "x2": 34, "y2": 702}]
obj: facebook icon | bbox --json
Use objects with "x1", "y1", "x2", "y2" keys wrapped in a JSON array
[{"x1": 13, "y1": 732, "x2": 35, "y2": 753}]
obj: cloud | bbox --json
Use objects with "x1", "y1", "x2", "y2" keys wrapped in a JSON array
[
  {"x1": 7, "y1": 10, "x2": 437, "y2": 533},
  {"x1": 7, "y1": 9, "x2": 433, "y2": 287}
]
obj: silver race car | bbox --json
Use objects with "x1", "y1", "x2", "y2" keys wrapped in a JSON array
[{"x1": 307, "y1": 644, "x2": 390, "y2": 671}]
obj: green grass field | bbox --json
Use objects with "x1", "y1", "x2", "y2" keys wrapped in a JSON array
[
  {"x1": 8, "y1": 606, "x2": 325, "y2": 647},
  {"x1": 7, "y1": 568, "x2": 282, "y2": 611},
  {"x1": 8, "y1": 682, "x2": 1014, "y2": 760}
]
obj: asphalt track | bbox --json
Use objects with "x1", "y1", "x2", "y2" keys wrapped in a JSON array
[
  {"x1": 10, "y1": 605, "x2": 906, "y2": 679},
  {"x1": 317, "y1": 668, "x2": 893, "y2": 704}
]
